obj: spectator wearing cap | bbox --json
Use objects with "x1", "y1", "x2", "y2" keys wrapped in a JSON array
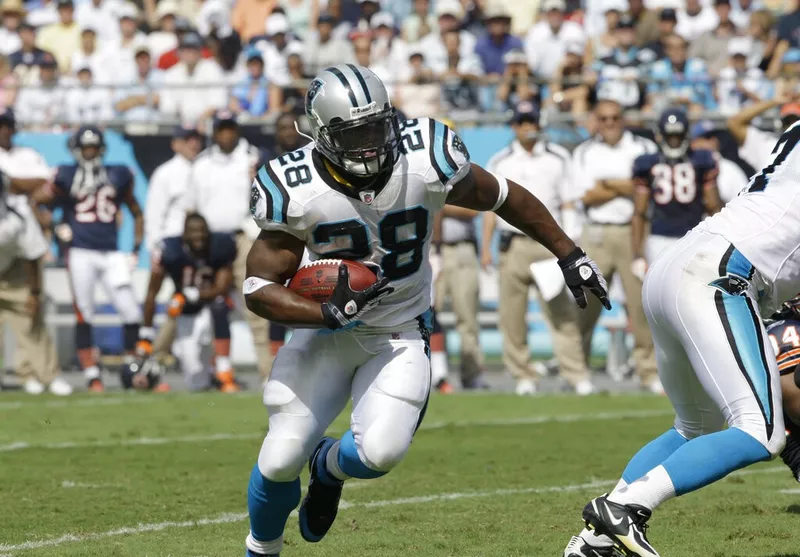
[
  {"x1": 157, "y1": 18, "x2": 214, "y2": 70},
  {"x1": 545, "y1": 42, "x2": 590, "y2": 116},
  {"x1": 36, "y1": 0, "x2": 80, "y2": 72},
  {"x1": 583, "y1": 0, "x2": 627, "y2": 40},
  {"x1": 676, "y1": 0, "x2": 719, "y2": 41},
  {"x1": 114, "y1": 44, "x2": 164, "y2": 121},
  {"x1": 14, "y1": 53, "x2": 64, "y2": 126},
  {"x1": 230, "y1": 48, "x2": 280, "y2": 117},
  {"x1": 147, "y1": 1, "x2": 180, "y2": 61},
  {"x1": 231, "y1": 0, "x2": 275, "y2": 43},
  {"x1": 726, "y1": 94, "x2": 800, "y2": 172},
  {"x1": 145, "y1": 124, "x2": 203, "y2": 360},
  {"x1": 395, "y1": 48, "x2": 442, "y2": 118},
  {"x1": 628, "y1": 0, "x2": 661, "y2": 47},
  {"x1": 184, "y1": 111, "x2": 273, "y2": 379},
  {"x1": 371, "y1": 11, "x2": 408, "y2": 76},
  {"x1": 253, "y1": 12, "x2": 304, "y2": 88},
  {"x1": 474, "y1": 5, "x2": 523, "y2": 78},
  {"x1": 688, "y1": 0, "x2": 738, "y2": 76},
  {"x1": 354, "y1": 0, "x2": 381, "y2": 29},
  {"x1": 482, "y1": 102, "x2": 592, "y2": 396},
  {"x1": 351, "y1": 35, "x2": 393, "y2": 96},
  {"x1": 280, "y1": 51, "x2": 311, "y2": 114},
  {"x1": 645, "y1": 33, "x2": 714, "y2": 115},
  {"x1": 418, "y1": 0, "x2": 477, "y2": 75},
  {"x1": 716, "y1": 37, "x2": 770, "y2": 116},
  {"x1": 75, "y1": 0, "x2": 121, "y2": 45},
  {"x1": 160, "y1": 32, "x2": 227, "y2": 123},
  {"x1": 587, "y1": 0, "x2": 627, "y2": 61},
  {"x1": 96, "y1": 2, "x2": 148, "y2": 84},
  {"x1": 70, "y1": 26, "x2": 102, "y2": 80},
  {"x1": 438, "y1": 29, "x2": 484, "y2": 113},
  {"x1": 497, "y1": 48, "x2": 537, "y2": 111},
  {"x1": 64, "y1": 64, "x2": 113, "y2": 123},
  {"x1": 304, "y1": 11, "x2": 355, "y2": 75},
  {"x1": 767, "y1": 0, "x2": 800, "y2": 79},
  {"x1": 525, "y1": 0, "x2": 586, "y2": 81},
  {"x1": 640, "y1": 7, "x2": 677, "y2": 60},
  {"x1": 195, "y1": 0, "x2": 233, "y2": 39},
  {"x1": 589, "y1": 16, "x2": 652, "y2": 111},
  {"x1": 26, "y1": 0, "x2": 58, "y2": 28},
  {"x1": 569, "y1": 99, "x2": 659, "y2": 391},
  {"x1": 9, "y1": 23, "x2": 51, "y2": 84},
  {"x1": 0, "y1": 0, "x2": 25, "y2": 56},
  {"x1": 402, "y1": 0, "x2": 436, "y2": 43},
  {"x1": 689, "y1": 119, "x2": 749, "y2": 203},
  {"x1": 776, "y1": 48, "x2": 800, "y2": 100}
]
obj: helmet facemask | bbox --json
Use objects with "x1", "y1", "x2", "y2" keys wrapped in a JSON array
[{"x1": 316, "y1": 107, "x2": 401, "y2": 180}]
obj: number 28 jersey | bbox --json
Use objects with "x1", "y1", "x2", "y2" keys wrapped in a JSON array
[
  {"x1": 633, "y1": 149, "x2": 717, "y2": 238},
  {"x1": 250, "y1": 118, "x2": 470, "y2": 327}
]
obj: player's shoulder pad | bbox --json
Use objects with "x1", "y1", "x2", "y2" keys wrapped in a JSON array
[
  {"x1": 158, "y1": 236, "x2": 184, "y2": 266},
  {"x1": 412, "y1": 117, "x2": 471, "y2": 188},
  {"x1": 250, "y1": 147, "x2": 312, "y2": 238},
  {"x1": 209, "y1": 232, "x2": 237, "y2": 267},
  {"x1": 106, "y1": 164, "x2": 134, "y2": 184},
  {"x1": 633, "y1": 152, "x2": 659, "y2": 176},
  {"x1": 691, "y1": 148, "x2": 717, "y2": 170}
]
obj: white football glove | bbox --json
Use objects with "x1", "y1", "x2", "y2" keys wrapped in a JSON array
[
  {"x1": 631, "y1": 258, "x2": 647, "y2": 282},
  {"x1": 183, "y1": 286, "x2": 201, "y2": 304}
]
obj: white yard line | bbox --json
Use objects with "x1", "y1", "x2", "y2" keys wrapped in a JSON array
[
  {"x1": 0, "y1": 409, "x2": 673, "y2": 454},
  {"x1": 0, "y1": 396, "x2": 161, "y2": 410},
  {"x1": 0, "y1": 465, "x2": 785, "y2": 554},
  {"x1": 61, "y1": 480, "x2": 121, "y2": 489},
  {"x1": 778, "y1": 488, "x2": 800, "y2": 494}
]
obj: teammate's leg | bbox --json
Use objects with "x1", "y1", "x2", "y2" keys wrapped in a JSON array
[
  {"x1": 68, "y1": 248, "x2": 103, "y2": 389},
  {"x1": 246, "y1": 330, "x2": 356, "y2": 556}
]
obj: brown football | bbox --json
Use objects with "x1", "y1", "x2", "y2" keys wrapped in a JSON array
[{"x1": 288, "y1": 259, "x2": 377, "y2": 303}]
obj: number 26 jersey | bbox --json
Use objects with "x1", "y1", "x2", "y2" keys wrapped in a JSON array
[{"x1": 250, "y1": 118, "x2": 470, "y2": 327}]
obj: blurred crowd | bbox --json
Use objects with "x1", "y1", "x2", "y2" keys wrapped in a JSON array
[{"x1": 0, "y1": 0, "x2": 798, "y2": 128}]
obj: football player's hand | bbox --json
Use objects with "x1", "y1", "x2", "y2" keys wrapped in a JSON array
[
  {"x1": 167, "y1": 293, "x2": 186, "y2": 317},
  {"x1": 321, "y1": 264, "x2": 394, "y2": 330},
  {"x1": 183, "y1": 286, "x2": 200, "y2": 304},
  {"x1": 558, "y1": 247, "x2": 611, "y2": 310},
  {"x1": 631, "y1": 257, "x2": 647, "y2": 282}
]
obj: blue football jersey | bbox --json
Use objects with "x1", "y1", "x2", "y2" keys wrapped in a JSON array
[
  {"x1": 633, "y1": 149, "x2": 718, "y2": 237},
  {"x1": 53, "y1": 164, "x2": 133, "y2": 251},
  {"x1": 767, "y1": 317, "x2": 800, "y2": 376},
  {"x1": 158, "y1": 233, "x2": 236, "y2": 315}
]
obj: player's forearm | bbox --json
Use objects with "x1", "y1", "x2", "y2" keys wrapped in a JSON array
[
  {"x1": 581, "y1": 184, "x2": 618, "y2": 207},
  {"x1": 727, "y1": 98, "x2": 782, "y2": 144},
  {"x1": 442, "y1": 205, "x2": 478, "y2": 220},
  {"x1": 495, "y1": 181, "x2": 575, "y2": 259},
  {"x1": 9, "y1": 177, "x2": 47, "y2": 194},
  {"x1": 133, "y1": 216, "x2": 144, "y2": 251},
  {"x1": 245, "y1": 284, "x2": 326, "y2": 327}
]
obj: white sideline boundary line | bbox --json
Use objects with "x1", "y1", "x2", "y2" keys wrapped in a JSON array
[
  {"x1": 0, "y1": 409, "x2": 673, "y2": 453},
  {"x1": 0, "y1": 466, "x2": 786, "y2": 554},
  {"x1": 0, "y1": 396, "x2": 161, "y2": 410}
]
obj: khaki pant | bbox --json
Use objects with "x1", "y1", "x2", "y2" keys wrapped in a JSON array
[
  {"x1": 153, "y1": 315, "x2": 177, "y2": 358},
  {"x1": 235, "y1": 233, "x2": 272, "y2": 379},
  {"x1": 0, "y1": 263, "x2": 58, "y2": 384},
  {"x1": 434, "y1": 241, "x2": 482, "y2": 382},
  {"x1": 578, "y1": 224, "x2": 657, "y2": 386},
  {"x1": 498, "y1": 236, "x2": 588, "y2": 386}
]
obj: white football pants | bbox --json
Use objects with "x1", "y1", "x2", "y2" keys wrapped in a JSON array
[
  {"x1": 643, "y1": 226, "x2": 785, "y2": 456},
  {"x1": 644, "y1": 234, "x2": 681, "y2": 265},
  {"x1": 68, "y1": 247, "x2": 141, "y2": 324},
  {"x1": 257, "y1": 320, "x2": 431, "y2": 482}
]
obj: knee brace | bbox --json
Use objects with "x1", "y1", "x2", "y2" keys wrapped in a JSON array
[
  {"x1": 76, "y1": 322, "x2": 93, "y2": 350},
  {"x1": 210, "y1": 297, "x2": 231, "y2": 340}
]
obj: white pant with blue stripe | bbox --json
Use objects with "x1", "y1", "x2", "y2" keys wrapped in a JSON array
[{"x1": 643, "y1": 226, "x2": 785, "y2": 456}]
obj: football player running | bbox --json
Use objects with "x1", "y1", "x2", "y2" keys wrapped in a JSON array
[
  {"x1": 631, "y1": 108, "x2": 722, "y2": 279},
  {"x1": 242, "y1": 64, "x2": 610, "y2": 556},
  {"x1": 565, "y1": 121, "x2": 800, "y2": 557}
]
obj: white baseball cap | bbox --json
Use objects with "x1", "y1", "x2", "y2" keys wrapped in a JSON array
[
  {"x1": 541, "y1": 0, "x2": 566, "y2": 12},
  {"x1": 370, "y1": 11, "x2": 394, "y2": 29},
  {"x1": 265, "y1": 12, "x2": 290, "y2": 35},
  {"x1": 436, "y1": 0, "x2": 464, "y2": 19}
]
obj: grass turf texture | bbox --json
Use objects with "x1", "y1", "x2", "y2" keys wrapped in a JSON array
[{"x1": 1, "y1": 392, "x2": 798, "y2": 557}]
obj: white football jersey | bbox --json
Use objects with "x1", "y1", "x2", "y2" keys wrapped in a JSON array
[
  {"x1": 703, "y1": 121, "x2": 800, "y2": 310},
  {"x1": 250, "y1": 117, "x2": 471, "y2": 326}
]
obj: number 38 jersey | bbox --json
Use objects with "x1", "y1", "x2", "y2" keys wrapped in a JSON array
[
  {"x1": 633, "y1": 148, "x2": 717, "y2": 237},
  {"x1": 52, "y1": 164, "x2": 133, "y2": 251},
  {"x1": 250, "y1": 117, "x2": 470, "y2": 327}
]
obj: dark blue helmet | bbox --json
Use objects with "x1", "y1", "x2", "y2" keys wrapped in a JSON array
[
  {"x1": 657, "y1": 108, "x2": 690, "y2": 159},
  {"x1": 70, "y1": 125, "x2": 105, "y2": 161}
]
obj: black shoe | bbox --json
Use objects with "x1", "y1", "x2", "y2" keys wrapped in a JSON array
[
  {"x1": 781, "y1": 433, "x2": 800, "y2": 483},
  {"x1": 245, "y1": 550, "x2": 278, "y2": 557},
  {"x1": 298, "y1": 437, "x2": 343, "y2": 542},
  {"x1": 582, "y1": 495, "x2": 659, "y2": 557},
  {"x1": 563, "y1": 534, "x2": 621, "y2": 557},
  {"x1": 461, "y1": 375, "x2": 490, "y2": 390}
]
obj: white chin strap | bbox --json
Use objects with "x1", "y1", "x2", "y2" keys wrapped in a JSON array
[{"x1": 662, "y1": 140, "x2": 689, "y2": 159}]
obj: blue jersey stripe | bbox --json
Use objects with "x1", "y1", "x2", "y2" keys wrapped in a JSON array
[
  {"x1": 431, "y1": 120, "x2": 457, "y2": 181},
  {"x1": 257, "y1": 166, "x2": 285, "y2": 224}
]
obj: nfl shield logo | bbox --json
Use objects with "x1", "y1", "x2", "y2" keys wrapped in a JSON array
[{"x1": 359, "y1": 190, "x2": 375, "y2": 204}]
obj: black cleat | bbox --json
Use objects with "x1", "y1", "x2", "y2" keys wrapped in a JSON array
[
  {"x1": 582, "y1": 495, "x2": 659, "y2": 557},
  {"x1": 781, "y1": 433, "x2": 800, "y2": 483},
  {"x1": 298, "y1": 437, "x2": 343, "y2": 542},
  {"x1": 563, "y1": 534, "x2": 621, "y2": 557}
]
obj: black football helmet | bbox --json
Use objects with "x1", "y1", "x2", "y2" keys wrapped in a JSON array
[{"x1": 657, "y1": 108, "x2": 690, "y2": 160}]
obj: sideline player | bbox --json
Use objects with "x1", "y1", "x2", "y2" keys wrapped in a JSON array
[
  {"x1": 242, "y1": 64, "x2": 610, "y2": 557},
  {"x1": 765, "y1": 297, "x2": 800, "y2": 483},
  {"x1": 42, "y1": 126, "x2": 143, "y2": 392},
  {"x1": 136, "y1": 214, "x2": 238, "y2": 392},
  {"x1": 631, "y1": 108, "x2": 721, "y2": 277},
  {"x1": 565, "y1": 122, "x2": 800, "y2": 557}
]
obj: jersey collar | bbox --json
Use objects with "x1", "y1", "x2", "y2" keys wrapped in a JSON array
[{"x1": 311, "y1": 149, "x2": 394, "y2": 203}]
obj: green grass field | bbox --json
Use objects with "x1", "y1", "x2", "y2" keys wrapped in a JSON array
[{"x1": 1, "y1": 391, "x2": 798, "y2": 557}]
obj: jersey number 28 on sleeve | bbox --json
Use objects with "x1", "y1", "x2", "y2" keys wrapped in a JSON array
[{"x1": 313, "y1": 206, "x2": 429, "y2": 280}]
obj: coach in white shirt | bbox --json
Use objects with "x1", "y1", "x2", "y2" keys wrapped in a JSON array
[
  {"x1": 570, "y1": 99, "x2": 659, "y2": 391},
  {"x1": 481, "y1": 102, "x2": 591, "y2": 396},
  {"x1": 727, "y1": 97, "x2": 798, "y2": 174},
  {"x1": 184, "y1": 111, "x2": 272, "y2": 378},
  {"x1": 524, "y1": 0, "x2": 586, "y2": 80}
]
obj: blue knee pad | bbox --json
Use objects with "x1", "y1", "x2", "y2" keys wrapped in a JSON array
[
  {"x1": 247, "y1": 464, "x2": 301, "y2": 542},
  {"x1": 622, "y1": 428, "x2": 688, "y2": 484},
  {"x1": 209, "y1": 298, "x2": 231, "y2": 340},
  {"x1": 76, "y1": 322, "x2": 93, "y2": 350},
  {"x1": 337, "y1": 430, "x2": 386, "y2": 479}
]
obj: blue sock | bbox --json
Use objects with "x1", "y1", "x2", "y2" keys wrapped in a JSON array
[
  {"x1": 247, "y1": 464, "x2": 301, "y2": 542},
  {"x1": 662, "y1": 427, "x2": 770, "y2": 495},
  {"x1": 337, "y1": 430, "x2": 386, "y2": 480},
  {"x1": 622, "y1": 428, "x2": 688, "y2": 484}
]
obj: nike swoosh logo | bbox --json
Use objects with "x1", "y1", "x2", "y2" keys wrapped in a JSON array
[{"x1": 608, "y1": 512, "x2": 626, "y2": 527}]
